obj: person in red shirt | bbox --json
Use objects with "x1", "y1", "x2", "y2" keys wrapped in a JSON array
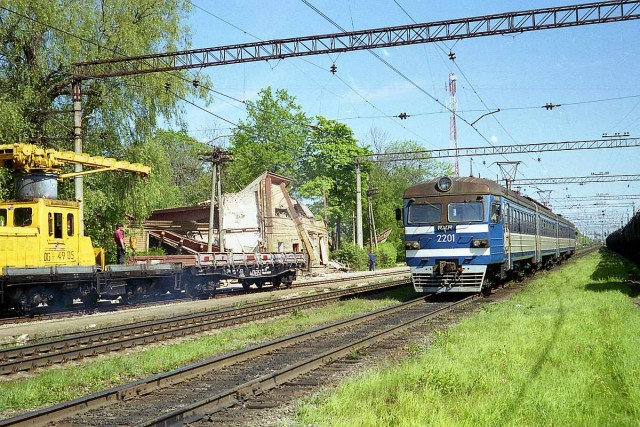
[{"x1": 114, "y1": 223, "x2": 126, "y2": 264}]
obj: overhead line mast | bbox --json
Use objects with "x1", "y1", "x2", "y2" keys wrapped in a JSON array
[{"x1": 448, "y1": 73, "x2": 459, "y2": 176}]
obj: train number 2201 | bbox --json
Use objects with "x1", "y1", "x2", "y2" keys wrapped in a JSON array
[{"x1": 436, "y1": 234, "x2": 456, "y2": 243}]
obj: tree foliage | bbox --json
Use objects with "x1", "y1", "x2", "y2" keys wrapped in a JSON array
[
  {"x1": 298, "y1": 116, "x2": 372, "y2": 246},
  {"x1": 225, "y1": 87, "x2": 310, "y2": 190},
  {"x1": 0, "y1": 1, "x2": 211, "y2": 250},
  {"x1": 367, "y1": 137, "x2": 451, "y2": 256}
]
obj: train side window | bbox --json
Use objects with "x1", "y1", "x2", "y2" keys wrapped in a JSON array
[
  {"x1": 490, "y1": 204, "x2": 502, "y2": 223},
  {"x1": 0, "y1": 209, "x2": 6, "y2": 226},
  {"x1": 14, "y1": 207, "x2": 32, "y2": 227},
  {"x1": 67, "y1": 213, "x2": 74, "y2": 236},
  {"x1": 54, "y1": 213, "x2": 63, "y2": 239},
  {"x1": 48, "y1": 213, "x2": 54, "y2": 236}
]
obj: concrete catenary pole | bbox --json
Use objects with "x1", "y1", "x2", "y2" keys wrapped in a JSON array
[
  {"x1": 72, "y1": 80, "x2": 84, "y2": 235},
  {"x1": 356, "y1": 161, "x2": 363, "y2": 248}
]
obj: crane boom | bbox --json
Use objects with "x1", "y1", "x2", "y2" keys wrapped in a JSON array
[{"x1": 0, "y1": 143, "x2": 150, "y2": 178}]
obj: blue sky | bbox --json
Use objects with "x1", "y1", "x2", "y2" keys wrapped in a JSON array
[{"x1": 178, "y1": 1, "x2": 640, "y2": 237}]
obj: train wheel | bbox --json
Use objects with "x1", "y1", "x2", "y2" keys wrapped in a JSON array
[
  {"x1": 186, "y1": 282, "x2": 208, "y2": 300},
  {"x1": 272, "y1": 278, "x2": 282, "y2": 288},
  {"x1": 241, "y1": 280, "x2": 252, "y2": 291},
  {"x1": 480, "y1": 278, "x2": 492, "y2": 297},
  {"x1": 81, "y1": 289, "x2": 99, "y2": 309},
  {"x1": 52, "y1": 290, "x2": 74, "y2": 308},
  {"x1": 255, "y1": 280, "x2": 264, "y2": 290}
]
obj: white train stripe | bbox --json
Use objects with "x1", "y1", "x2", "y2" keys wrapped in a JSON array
[
  {"x1": 407, "y1": 248, "x2": 491, "y2": 257},
  {"x1": 454, "y1": 224, "x2": 489, "y2": 233},
  {"x1": 405, "y1": 226, "x2": 434, "y2": 235},
  {"x1": 405, "y1": 224, "x2": 488, "y2": 235}
]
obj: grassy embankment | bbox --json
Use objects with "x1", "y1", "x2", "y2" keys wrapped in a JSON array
[
  {"x1": 297, "y1": 249, "x2": 640, "y2": 427},
  {"x1": 0, "y1": 286, "x2": 416, "y2": 415}
]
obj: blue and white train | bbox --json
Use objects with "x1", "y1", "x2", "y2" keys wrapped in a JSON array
[{"x1": 399, "y1": 176, "x2": 576, "y2": 294}]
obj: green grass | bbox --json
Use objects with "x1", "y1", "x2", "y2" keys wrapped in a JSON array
[
  {"x1": 297, "y1": 250, "x2": 640, "y2": 427},
  {"x1": 0, "y1": 285, "x2": 417, "y2": 415}
]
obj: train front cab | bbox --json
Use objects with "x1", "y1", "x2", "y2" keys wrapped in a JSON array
[{"x1": 403, "y1": 189, "x2": 505, "y2": 294}]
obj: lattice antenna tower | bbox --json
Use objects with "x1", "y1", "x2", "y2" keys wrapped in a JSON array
[{"x1": 448, "y1": 73, "x2": 459, "y2": 176}]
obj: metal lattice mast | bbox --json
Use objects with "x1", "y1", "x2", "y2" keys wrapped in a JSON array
[
  {"x1": 536, "y1": 189, "x2": 553, "y2": 207},
  {"x1": 496, "y1": 161, "x2": 521, "y2": 190},
  {"x1": 448, "y1": 73, "x2": 459, "y2": 176},
  {"x1": 72, "y1": 1, "x2": 640, "y2": 79}
]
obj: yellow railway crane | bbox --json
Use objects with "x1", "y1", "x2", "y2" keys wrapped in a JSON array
[{"x1": 0, "y1": 143, "x2": 151, "y2": 311}]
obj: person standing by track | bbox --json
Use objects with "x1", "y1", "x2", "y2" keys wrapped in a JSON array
[{"x1": 114, "y1": 223, "x2": 126, "y2": 264}]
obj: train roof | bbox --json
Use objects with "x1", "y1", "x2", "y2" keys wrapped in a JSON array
[{"x1": 404, "y1": 176, "x2": 575, "y2": 226}]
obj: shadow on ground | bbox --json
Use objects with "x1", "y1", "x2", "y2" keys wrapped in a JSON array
[{"x1": 586, "y1": 248, "x2": 640, "y2": 298}]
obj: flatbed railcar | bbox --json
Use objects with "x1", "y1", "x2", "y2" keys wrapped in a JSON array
[
  {"x1": 0, "y1": 199, "x2": 305, "y2": 311},
  {"x1": 399, "y1": 176, "x2": 577, "y2": 294},
  {"x1": 0, "y1": 144, "x2": 307, "y2": 314}
]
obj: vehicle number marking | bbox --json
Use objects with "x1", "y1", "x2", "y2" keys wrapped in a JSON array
[{"x1": 437, "y1": 234, "x2": 456, "y2": 243}]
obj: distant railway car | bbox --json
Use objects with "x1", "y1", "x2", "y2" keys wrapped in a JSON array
[
  {"x1": 606, "y1": 211, "x2": 640, "y2": 265},
  {"x1": 399, "y1": 176, "x2": 576, "y2": 294}
]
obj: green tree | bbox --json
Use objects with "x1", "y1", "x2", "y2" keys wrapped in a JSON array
[
  {"x1": 298, "y1": 116, "x2": 371, "y2": 248},
  {"x1": 367, "y1": 138, "x2": 451, "y2": 257},
  {"x1": 0, "y1": 1, "x2": 210, "y2": 248},
  {"x1": 225, "y1": 87, "x2": 310, "y2": 189}
]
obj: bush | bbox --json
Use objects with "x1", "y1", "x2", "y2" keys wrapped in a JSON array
[
  {"x1": 331, "y1": 242, "x2": 368, "y2": 271},
  {"x1": 376, "y1": 242, "x2": 397, "y2": 268},
  {"x1": 331, "y1": 242, "x2": 397, "y2": 271}
]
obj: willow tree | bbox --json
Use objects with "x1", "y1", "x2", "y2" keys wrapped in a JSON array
[{"x1": 0, "y1": 1, "x2": 211, "y2": 247}]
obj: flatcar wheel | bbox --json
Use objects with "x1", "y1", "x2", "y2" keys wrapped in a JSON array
[
  {"x1": 81, "y1": 289, "x2": 99, "y2": 308},
  {"x1": 186, "y1": 282, "x2": 207, "y2": 299},
  {"x1": 255, "y1": 280, "x2": 264, "y2": 290},
  {"x1": 272, "y1": 278, "x2": 282, "y2": 288},
  {"x1": 241, "y1": 280, "x2": 252, "y2": 291},
  {"x1": 52, "y1": 290, "x2": 74, "y2": 308}
]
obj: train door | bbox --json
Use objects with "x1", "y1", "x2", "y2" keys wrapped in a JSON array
[
  {"x1": 504, "y1": 203, "x2": 512, "y2": 269},
  {"x1": 534, "y1": 205, "x2": 541, "y2": 263},
  {"x1": 489, "y1": 198, "x2": 505, "y2": 262}
]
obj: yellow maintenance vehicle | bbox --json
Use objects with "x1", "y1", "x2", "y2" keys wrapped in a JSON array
[
  {"x1": 0, "y1": 144, "x2": 306, "y2": 314},
  {"x1": 0, "y1": 143, "x2": 170, "y2": 311}
]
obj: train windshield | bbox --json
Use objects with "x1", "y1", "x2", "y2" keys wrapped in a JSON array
[
  {"x1": 407, "y1": 203, "x2": 441, "y2": 224},
  {"x1": 448, "y1": 202, "x2": 483, "y2": 222}
]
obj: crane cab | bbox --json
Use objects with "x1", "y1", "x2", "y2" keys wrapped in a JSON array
[{"x1": 0, "y1": 198, "x2": 97, "y2": 270}]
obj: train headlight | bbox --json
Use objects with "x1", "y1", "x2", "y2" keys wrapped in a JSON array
[
  {"x1": 405, "y1": 240, "x2": 420, "y2": 250},
  {"x1": 436, "y1": 177, "x2": 452, "y2": 192},
  {"x1": 471, "y1": 239, "x2": 488, "y2": 248}
]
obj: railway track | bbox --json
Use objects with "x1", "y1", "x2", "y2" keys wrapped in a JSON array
[
  {"x1": 0, "y1": 278, "x2": 410, "y2": 375},
  {"x1": 0, "y1": 293, "x2": 475, "y2": 426},
  {"x1": 0, "y1": 269, "x2": 408, "y2": 326}
]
